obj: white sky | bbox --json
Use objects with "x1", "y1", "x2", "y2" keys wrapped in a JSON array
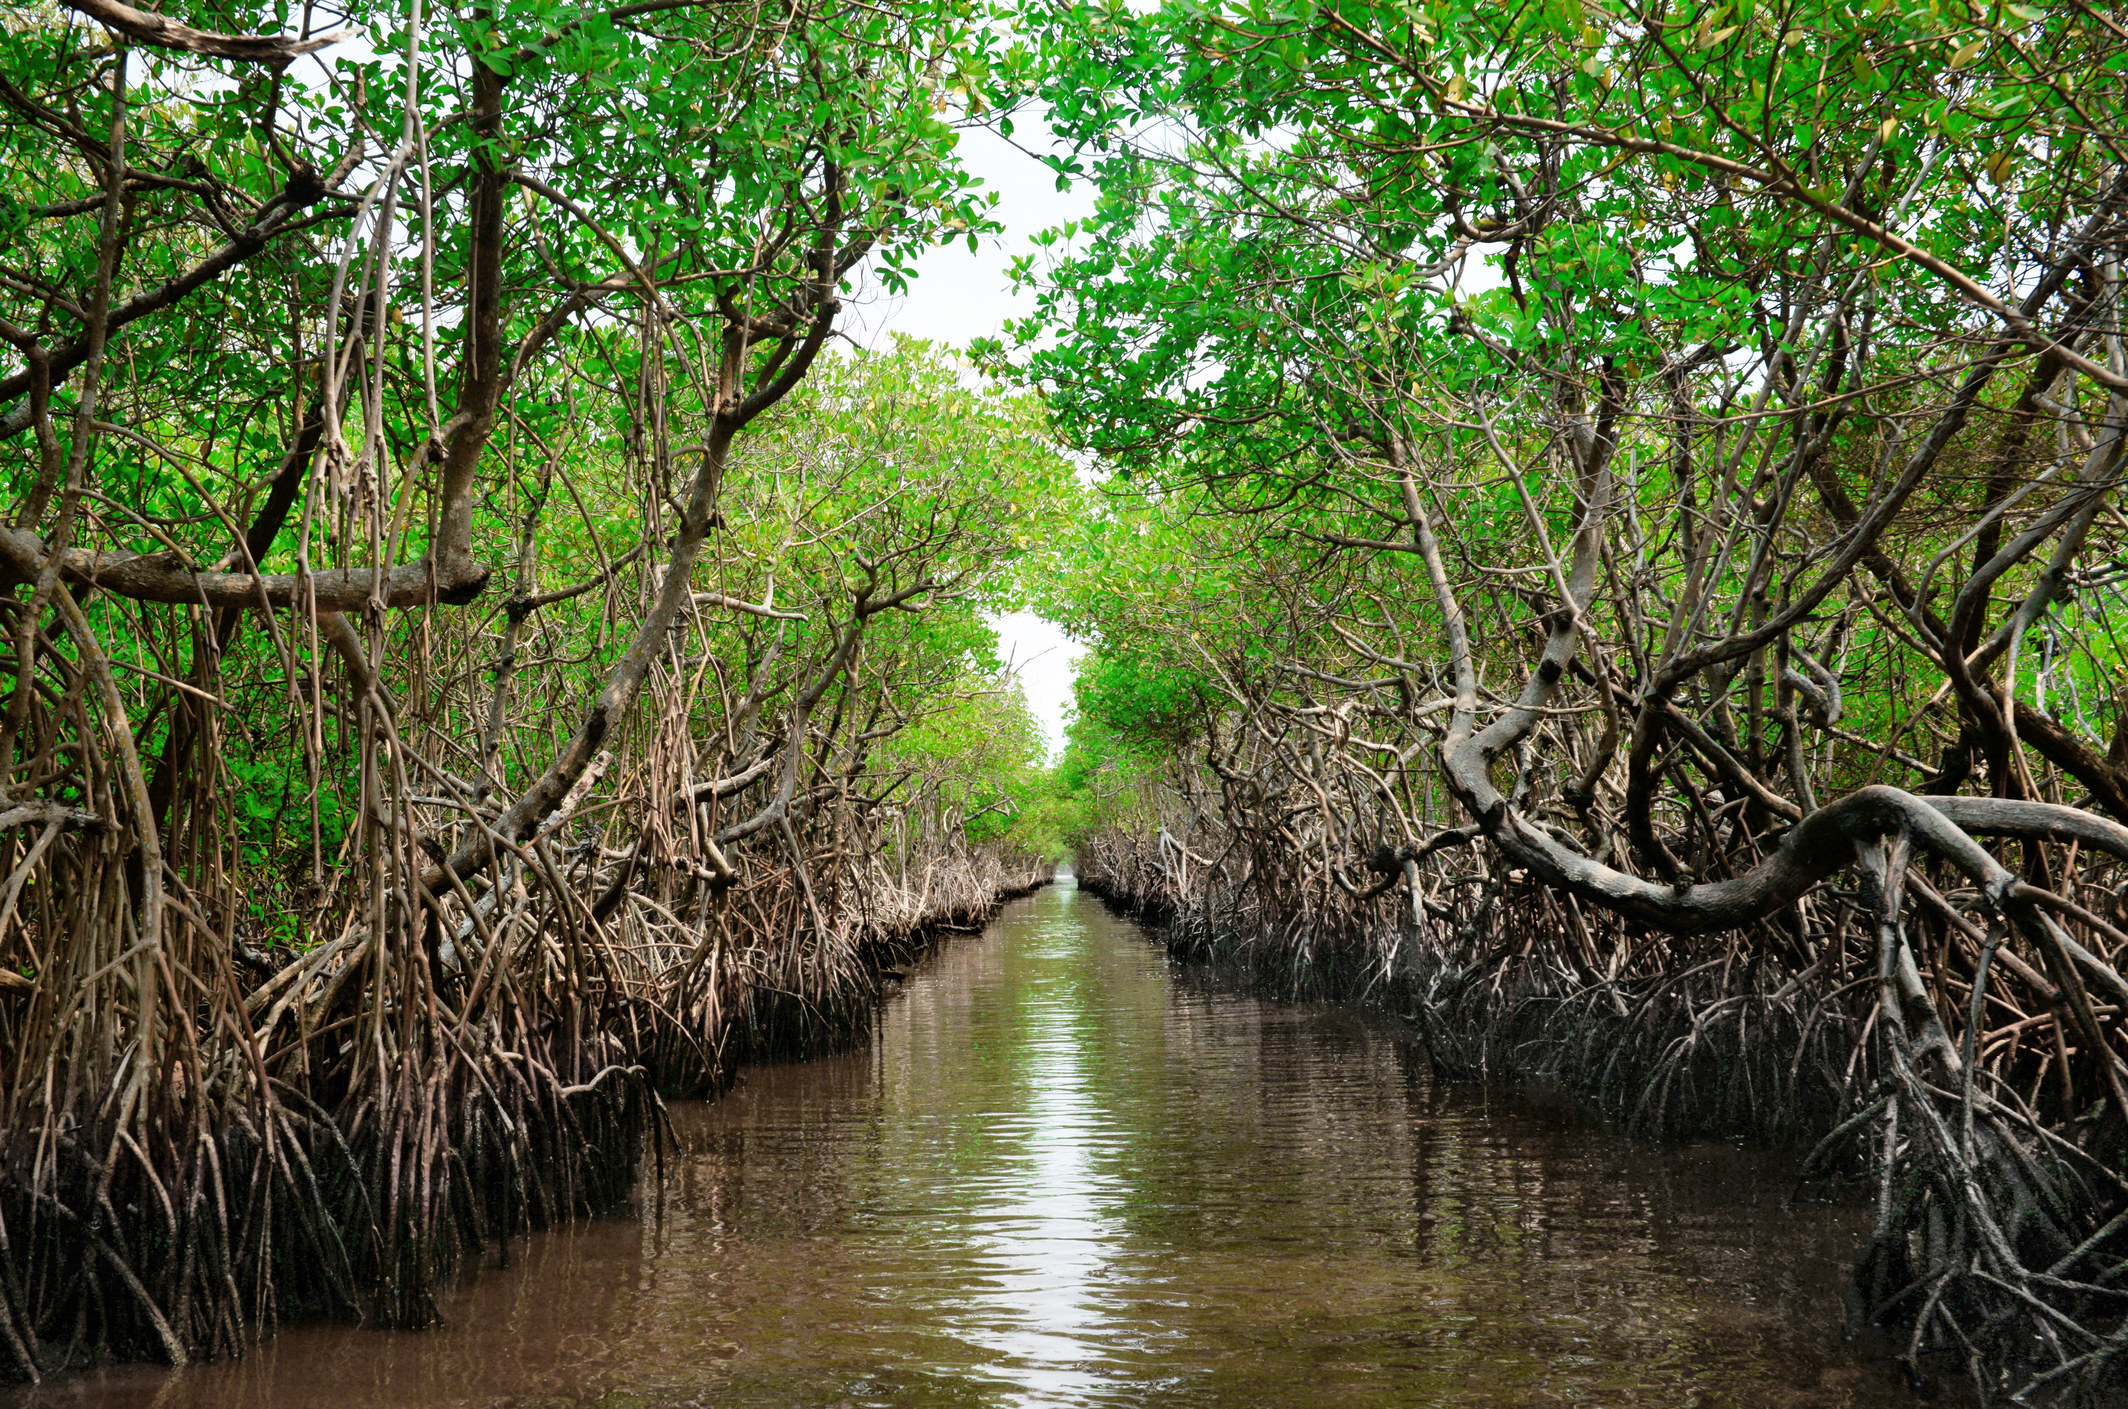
[{"x1": 849, "y1": 117, "x2": 1094, "y2": 761}]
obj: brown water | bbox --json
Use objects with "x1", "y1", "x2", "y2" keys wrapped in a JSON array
[{"x1": 9, "y1": 881, "x2": 1920, "y2": 1408}]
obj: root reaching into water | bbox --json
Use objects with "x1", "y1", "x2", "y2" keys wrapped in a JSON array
[
  {"x1": 0, "y1": 789, "x2": 1048, "y2": 1379},
  {"x1": 1079, "y1": 820, "x2": 2128, "y2": 1404}
]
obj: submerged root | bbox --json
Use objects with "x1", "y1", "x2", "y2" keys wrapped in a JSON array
[
  {"x1": 0, "y1": 1060, "x2": 649, "y2": 1372},
  {"x1": 0, "y1": 783, "x2": 1052, "y2": 1380},
  {"x1": 1078, "y1": 823, "x2": 2128, "y2": 1405}
]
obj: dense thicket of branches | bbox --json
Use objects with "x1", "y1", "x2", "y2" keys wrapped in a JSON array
[
  {"x1": 1020, "y1": 0, "x2": 2128, "y2": 1399},
  {"x1": 0, "y1": 0, "x2": 1062, "y2": 1378}
]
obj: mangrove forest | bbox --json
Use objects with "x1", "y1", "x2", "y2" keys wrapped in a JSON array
[{"x1": 3, "y1": 0, "x2": 2128, "y2": 1402}]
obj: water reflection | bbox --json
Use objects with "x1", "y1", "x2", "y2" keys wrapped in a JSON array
[
  {"x1": 954, "y1": 920, "x2": 1114, "y2": 1402},
  {"x1": 9, "y1": 881, "x2": 1918, "y2": 1408}
]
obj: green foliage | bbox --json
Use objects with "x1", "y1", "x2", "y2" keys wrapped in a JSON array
[
  {"x1": 878, "y1": 675, "x2": 1062, "y2": 851},
  {"x1": 1006, "y1": 0, "x2": 2118, "y2": 467},
  {"x1": 998, "y1": 0, "x2": 2128, "y2": 888},
  {"x1": 1070, "y1": 648, "x2": 1205, "y2": 752}
]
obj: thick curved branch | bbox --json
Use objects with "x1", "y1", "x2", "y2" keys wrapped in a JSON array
[
  {"x1": 63, "y1": 0, "x2": 345, "y2": 61},
  {"x1": 0, "y1": 526, "x2": 487, "y2": 609},
  {"x1": 1416, "y1": 362, "x2": 2128, "y2": 943}
]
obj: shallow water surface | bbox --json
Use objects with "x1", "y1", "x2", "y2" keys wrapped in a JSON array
[{"x1": 13, "y1": 881, "x2": 1917, "y2": 1407}]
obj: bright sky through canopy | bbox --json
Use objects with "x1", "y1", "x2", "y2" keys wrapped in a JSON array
[{"x1": 851, "y1": 117, "x2": 1092, "y2": 759}]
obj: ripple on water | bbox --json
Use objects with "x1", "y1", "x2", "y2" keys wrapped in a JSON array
[{"x1": 6, "y1": 882, "x2": 1928, "y2": 1409}]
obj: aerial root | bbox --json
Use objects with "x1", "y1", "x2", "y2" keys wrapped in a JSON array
[
  {"x1": 1077, "y1": 822, "x2": 2128, "y2": 1404},
  {"x1": 0, "y1": 839, "x2": 1052, "y2": 1380}
]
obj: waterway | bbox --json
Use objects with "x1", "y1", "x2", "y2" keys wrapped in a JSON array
[{"x1": 11, "y1": 880, "x2": 1919, "y2": 1407}]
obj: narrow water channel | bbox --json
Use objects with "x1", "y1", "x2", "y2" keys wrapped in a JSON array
[{"x1": 14, "y1": 882, "x2": 1919, "y2": 1408}]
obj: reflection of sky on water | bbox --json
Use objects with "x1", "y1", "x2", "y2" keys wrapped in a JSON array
[{"x1": 959, "y1": 927, "x2": 1116, "y2": 1404}]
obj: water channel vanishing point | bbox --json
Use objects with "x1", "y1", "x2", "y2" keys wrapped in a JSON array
[{"x1": 9, "y1": 881, "x2": 1925, "y2": 1408}]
